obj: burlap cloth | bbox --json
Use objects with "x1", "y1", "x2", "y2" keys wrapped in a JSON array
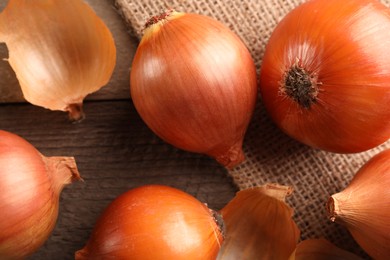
[{"x1": 115, "y1": 0, "x2": 390, "y2": 257}]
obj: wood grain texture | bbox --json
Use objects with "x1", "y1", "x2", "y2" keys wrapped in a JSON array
[
  {"x1": 0, "y1": 100, "x2": 237, "y2": 259},
  {"x1": 0, "y1": 0, "x2": 136, "y2": 103}
]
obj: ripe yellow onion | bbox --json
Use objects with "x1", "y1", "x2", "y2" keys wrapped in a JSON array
[
  {"x1": 260, "y1": 0, "x2": 390, "y2": 152},
  {"x1": 130, "y1": 10, "x2": 257, "y2": 168},
  {"x1": 327, "y1": 149, "x2": 390, "y2": 259},
  {"x1": 75, "y1": 185, "x2": 223, "y2": 259},
  {"x1": 0, "y1": 0, "x2": 116, "y2": 121},
  {"x1": 0, "y1": 130, "x2": 81, "y2": 259}
]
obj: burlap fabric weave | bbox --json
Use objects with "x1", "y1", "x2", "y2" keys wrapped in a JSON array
[{"x1": 115, "y1": 0, "x2": 390, "y2": 257}]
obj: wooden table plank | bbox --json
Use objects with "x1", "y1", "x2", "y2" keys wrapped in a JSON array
[{"x1": 0, "y1": 100, "x2": 237, "y2": 259}]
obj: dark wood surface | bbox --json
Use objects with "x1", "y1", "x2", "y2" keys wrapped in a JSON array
[{"x1": 0, "y1": 100, "x2": 237, "y2": 260}]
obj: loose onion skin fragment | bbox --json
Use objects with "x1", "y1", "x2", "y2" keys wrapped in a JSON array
[
  {"x1": 217, "y1": 184, "x2": 300, "y2": 259},
  {"x1": 0, "y1": 0, "x2": 116, "y2": 121}
]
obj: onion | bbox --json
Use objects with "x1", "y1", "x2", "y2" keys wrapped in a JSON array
[
  {"x1": 75, "y1": 185, "x2": 223, "y2": 259},
  {"x1": 130, "y1": 10, "x2": 257, "y2": 168},
  {"x1": 0, "y1": 130, "x2": 81, "y2": 259},
  {"x1": 259, "y1": 0, "x2": 390, "y2": 152},
  {"x1": 217, "y1": 184, "x2": 300, "y2": 259},
  {"x1": 327, "y1": 149, "x2": 390, "y2": 259},
  {"x1": 0, "y1": 0, "x2": 116, "y2": 121},
  {"x1": 290, "y1": 239, "x2": 363, "y2": 260}
]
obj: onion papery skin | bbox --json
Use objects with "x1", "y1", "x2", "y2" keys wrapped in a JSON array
[
  {"x1": 327, "y1": 149, "x2": 390, "y2": 259},
  {"x1": 217, "y1": 184, "x2": 300, "y2": 259},
  {"x1": 0, "y1": 130, "x2": 81, "y2": 259},
  {"x1": 75, "y1": 185, "x2": 223, "y2": 260},
  {"x1": 259, "y1": 0, "x2": 390, "y2": 153},
  {"x1": 290, "y1": 239, "x2": 364, "y2": 260},
  {"x1": 130, "y1": 11, "x2": 257, "y2": 168},
  {"x1": 0, "y1": 0, "x2": 116, "y2": 121}
]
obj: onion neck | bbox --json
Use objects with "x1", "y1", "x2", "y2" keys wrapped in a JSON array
[
  {"x1": 66, "y1": 103, "x2": 85, "y2": 122},
  {"x1": 141, "y1": 10, "x2": 184, "y2": 44},
  {"x1": 282, "y1": 60, "x2": 320, "y2": 109},
  {"x1": 144, "y1": 8, "x2": 175, "y2": 28},
  {"x1": 42, "y1": 155, "x2": 82, "y2": 194},
  {"x1": 75, "y1": 248, "x2": 89, "y2": 260},
  {"x1": 213, "y1": 142, "x2": 245, "y2": 169},
  {"x1": 258, "y1": 183, "x2": 293, "y2": 201},
  {"x1": 212, "y1": 209, "x2": 225, "y2": 241},
  {"x1": 327, "y1": 196, "x2": 338, "y2": 222},
  {"x1": 327, "y1": 195, "x2": 346, "y2": 224}
]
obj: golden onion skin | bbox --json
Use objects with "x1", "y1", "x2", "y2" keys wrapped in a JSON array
[{"x1": 130, "y1": 11, "x2": 257, "y2": 168}]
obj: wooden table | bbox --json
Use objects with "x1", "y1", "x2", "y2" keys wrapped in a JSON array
[
  {"x1": 0, "y1": 100, "x2": 237, "y2": 260},
  {"x1": 0, "y1": 1, "x2": 237, "y2": 259}
]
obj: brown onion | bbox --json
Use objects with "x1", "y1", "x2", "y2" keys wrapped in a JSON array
[
  {"x1": 259, "y1": 0, "x2": 390, "y2": 153},
  {"x1": 130, "y1": 10, "x2": 257, "y2": 168},
  {"x1": 0, "y1": 130, "x2": 81, "y2": 259},
  {"x1": 75, "y1": 185, "x2": 223, "y2": 259},
  {"x1": 327, "y1": 149, "x2": 390, "y2": 259}
]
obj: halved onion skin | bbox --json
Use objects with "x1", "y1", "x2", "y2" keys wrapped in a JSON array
[
  {"x1": 290, "y1": 239, "x2": 363, "y2": 260},
  {"x1": 260, "y1": 0, "x2": 390, "y2": 153},
  {"x1": 217, "y1": 184, "x2": 300, "y2": 259},
  {"x1": 130, "y1": 11, "x2": 258, "y2": 168},
  {"x1": 0, "y1": 0, "x2": 116, "y2": 120}
]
